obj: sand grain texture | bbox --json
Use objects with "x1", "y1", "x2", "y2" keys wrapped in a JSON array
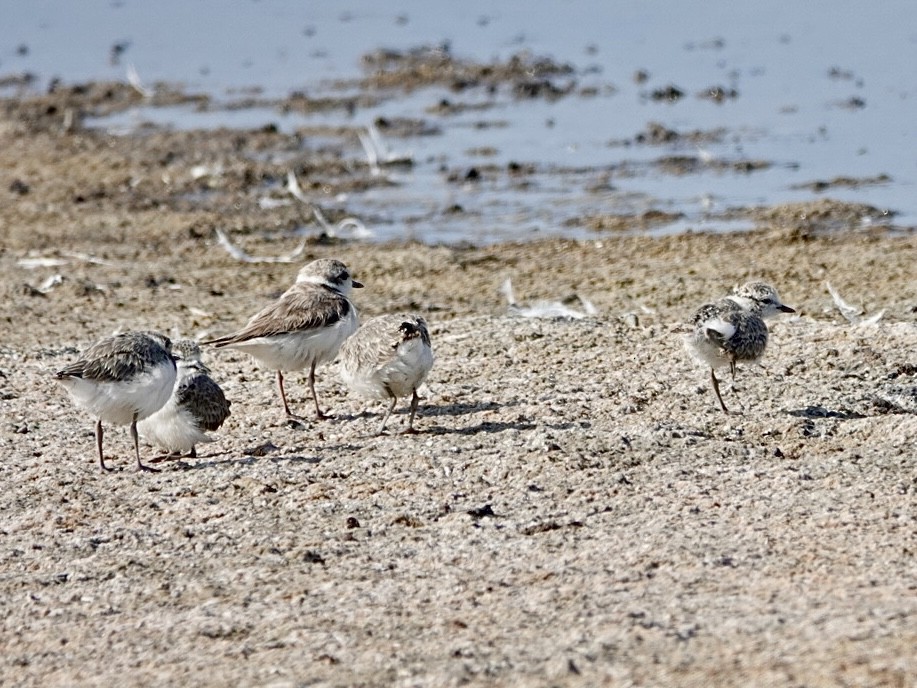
[{"x1": 1, "y1": 96, "x2": 916, "y2": 687}]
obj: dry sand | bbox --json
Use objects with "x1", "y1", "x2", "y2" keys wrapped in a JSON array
[{"x1": 1, "y1": 88, "x2": 917, "y2": 687}]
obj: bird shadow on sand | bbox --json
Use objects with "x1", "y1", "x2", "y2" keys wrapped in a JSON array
[
  {"x1": 423, "y1": 419, "x2": 537, "y2": 436},
  {"x1": 787, "y1": 405, "x2": 866, "y2": 420},
  {"x1": 335, "y1": 399, "x2": 507, "y2": 424},
  {"x1": 423, "y1": 399, "x2": 507, "y2": 418},
  {"x1": 414, "y1": 400, "x2": 534, "y2": 436},
  {"x1": 330, "y1": 400, "x2": 531, "y2": 437},
  {"x1": 167, "y1": 449, "x2": 324, "y2": 471}
]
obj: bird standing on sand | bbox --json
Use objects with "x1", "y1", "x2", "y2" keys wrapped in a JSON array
[
  {"x1": 138, "y1": 339, "x2": 231, "y2": 459},
  {"x1": 686, "y1": 282, "x2": 795, "y2": 413},
  {"x1": 339, "y1": 313, "x2": 434, "y2": 434},
  {"x1": 53, "y1": 331, "x2": 177, "y2": 472},
  {"x1": 205, "y1": 258, "x2": 362, "y2": 422}
]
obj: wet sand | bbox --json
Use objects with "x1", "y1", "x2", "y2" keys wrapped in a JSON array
[{"x1": 1, "y1": 84, "x2": 916, "y2": 687}]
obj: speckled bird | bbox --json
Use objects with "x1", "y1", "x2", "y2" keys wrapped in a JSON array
[
  {"x1": 138, "y1": 339, "x2": 231, "y2": 459},
  {"x1": 686, "y1": 282, "x2": 795, "y2": 413},
  {"x1": 339, "y1": 313, "x2": 434, "y2": 434},
  {"x1": 53, "y1": 331, "x2": 176, "y2": 472}
]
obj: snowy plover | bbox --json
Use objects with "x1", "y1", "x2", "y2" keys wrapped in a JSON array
[
  {"x1": 138, "y1": 339, "x2": 231, "y2": 459},
  {"x1": 53, "y1": 331, "x2": 177, "y2": 472},
  {"x1": 686, "y1": 282, "x2": 795, "y2": 413},
  {"x1": 339, "y1": 313, "x2": 434, "y2": 434},
  {"x1": 206, "y1": 258, "x2": 362, "y2": 422}
]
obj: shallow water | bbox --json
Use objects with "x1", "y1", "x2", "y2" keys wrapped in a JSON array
[{"x1": 3, "y1": 0, "x2": 916, "y2": 243}]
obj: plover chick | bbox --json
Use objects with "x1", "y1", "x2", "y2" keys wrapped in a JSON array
[
  {"x1": 53, "y1": 331, "x2": 177, "y2": 472},
  {"x1": 686, "y1": 281, "x2": 795, "y2": 413},
  {"x1": 339, "y1": 313, "x2": 434, "y2": 434},
  {"x1": 138, "y1": 339, "x2": 231, "y2": 460},
  {"x1": 205, "y1": 258, "x2": 362, "y2": 422}
]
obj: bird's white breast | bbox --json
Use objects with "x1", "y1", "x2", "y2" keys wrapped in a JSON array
[
  {"x1": 137, "y1": 397, "x2": 212, "y2": 453},
  {"x1": 137, "y1": 364, "x2": 213, "y2": 452},
  {"x1": 59, "y1": 360, "x2": 176, "y2": 425},
  {"x1": 343, "y1": 337, "x2": 434, "y2": 400},
  {"x1": 685, "y1": 316, "x2": 736, "y2": 369},
  {"x1": 228, "y1": 306, "x2": 359, "y2": 371}
]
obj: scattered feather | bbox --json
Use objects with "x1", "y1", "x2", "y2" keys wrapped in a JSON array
[
  {"x1": 826, "y1": 281, "x2": 883, "y2": 325},
  {"x1": 190, "y1": 164, "x2": 223, "y2": 181},
  {"x1": 512, "y1": 301, "x2": 593, "y2": 320},
  {"x1": 502, "y1": 277, "x2": 597, "y2": 320},
  {"x1": 500, "y1": 278, "x2": 517, "y2": 307},
  {"x1": 126, "y1": 63, "x2": 152, "y2": 98},
  {"x1": 311, "y1": 206, "x2": 332, "y2": 230},
  {"x1": 61, "y1": 251, "x2": 118, "y2": 267},
  {"x1": 368, "y1": 123, "x2": 413, "y2": 165},
  {"x1": 826, "y1": 281, "x2": 862, "y2": 322},
  {"x1": 313, "y1": 206, "x2": 373, "y2": 239},
  {"x1": 38, "y1": 274, "x2": 65, "y2": 293},
  {"x1": 359, "y1": 124, "x2": 413, "y2": 177},
  {"x1": 214, "y1": 228, "x2": 307, "y2": 264},
  {"x1": 17, "y1": 257, "x2": 68, "y2": 269},
  {"x1": 871, "y1": 384, "x2": 917, "y2": 414},
  {"x1": 17, "y1": 252, "x2": 117, "y2": 269},
  {"x1": 357, "y1": 130, "x2": 381, "y2": 176},
  {"x1": 215, "y1": 229, "x2": 249, "y2": 261},
  {"x1": 859, "y1": 310, "x2": 885, "y2": 326},
  {"x1": 258, "y1": 196, "x2": 293, "y2": 210},
  {"x1": 284, "y1": 171, "x2": 372, "y2": 238},
  {"x1": 334, "y1": 217, "x2": 374, "y2": 240},
  {"x1": 285, "y1": 170, "x2": 310, "y2": 204}
]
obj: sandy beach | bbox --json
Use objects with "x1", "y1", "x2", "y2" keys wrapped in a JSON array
[{"x1": 1, "y1": 80, "x2": 917, "y2": 687}]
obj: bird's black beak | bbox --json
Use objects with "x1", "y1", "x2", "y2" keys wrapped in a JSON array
[
  {"x1": 352, "y1": 280, "x2": 364, "y2": 289},
  {"x1": 779, "y1": 305, "x2": 796, "y2": 313}
]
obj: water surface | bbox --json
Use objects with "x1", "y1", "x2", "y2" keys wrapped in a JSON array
[{"x1": 3, "y1": 1, "x2": 915, "y2": 243}]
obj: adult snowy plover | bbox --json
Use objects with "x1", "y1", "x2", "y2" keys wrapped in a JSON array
[
  {"x1": 339, "y1": 313, "x2": 434, "y2": 434},
  {"x1": 686, "y1": 282, "x2": 795, "y2": 413},
  {"x1": 138, "y1": 339, "x2": 231, "y2": 459},
  {"x1": 206, "y1": 258, "x2": 362, "y2": 422},
  {"x1": 53, "y1": 331, "x2": 177, "y2": 472}
]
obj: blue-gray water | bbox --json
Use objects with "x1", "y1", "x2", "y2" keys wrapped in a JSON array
[{"x1": 3, "y1": 1, "x2": 916, "y2": 244}]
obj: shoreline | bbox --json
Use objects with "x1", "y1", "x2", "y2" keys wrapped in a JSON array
[
  {"x1": 2, "y1": 78, "x2": 917, "y2": 686},
  {"x1": 6, "y1": 225, "x2": 916, "y2": 347},
  {"x1": 3, "y1": 225, "x2": 916, "y2": 686}
]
